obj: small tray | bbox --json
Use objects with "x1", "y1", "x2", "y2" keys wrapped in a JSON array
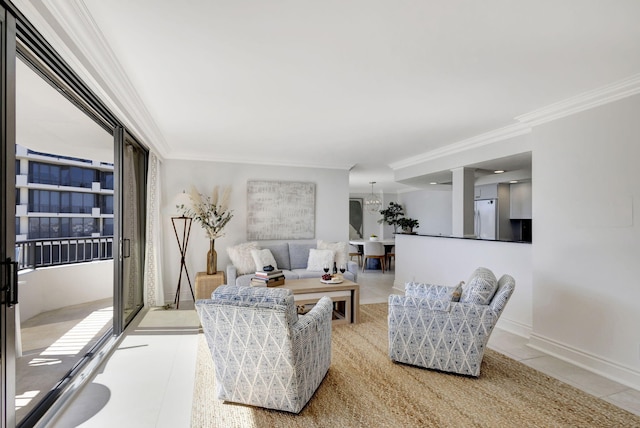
[{"x1": 320, "y1": 278, "x2": 344, "y2": 284}]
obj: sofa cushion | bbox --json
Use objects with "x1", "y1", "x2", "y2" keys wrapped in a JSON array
[
  {"x1": 260, "y1": 243, "x2": 291, "y2": 270},
  {"x1": 250, "y1": 248, "x2": 278, "y2": 271},
  {"x1": 289, "y1": 241, "x2": 317, "y2": 269},
  {"x1": 460, "y1": 267, "x2": 498, "y2": 305},
  {"x1": 306, "y1": 249, "x2": 335, "y2": 271},
  {"x1": 317, "y1": 240, "x2": 349, "y2": 267},
  {"x1": 227, "y1": 242, "x2": 259, "y2": 275}
]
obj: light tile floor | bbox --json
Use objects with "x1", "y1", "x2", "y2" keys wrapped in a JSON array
[{"x1": 50, "y1": 271, "x2": 640, "y2": 427}]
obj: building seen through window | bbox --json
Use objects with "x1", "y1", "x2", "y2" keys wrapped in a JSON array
[{"x1": 15, "y1": 144, "x2": 114, "y2": 241}]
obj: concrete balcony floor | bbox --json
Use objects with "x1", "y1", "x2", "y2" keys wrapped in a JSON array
[{"x1": 16, "y1": 298, "x2": 113, "y2": 422}]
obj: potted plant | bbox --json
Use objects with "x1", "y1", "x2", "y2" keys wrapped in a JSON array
[
  {"x1": 369, "y1": 234, "x2": 378, "y2": 241},
  {"x1": 397, "y1": 217, "x2": 419, "y2": 234},
  {"x1": 378, "y1": 202, "x2": 404, "y2": 234}
]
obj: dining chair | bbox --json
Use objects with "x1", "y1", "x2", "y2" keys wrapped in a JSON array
[
  {"x1": 362, "y1": 241, "x2": 385, "y2": 273},
  {"x1": 386, "y1": 245, "x2": 395, "y2": 270},
  {"x1": 349, "y1": 244, "x2": 362, "y2": 265}
]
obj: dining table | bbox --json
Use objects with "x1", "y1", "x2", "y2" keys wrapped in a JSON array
[{"x1": 349, "y1": 238, "x2": 396, "y2": 248}]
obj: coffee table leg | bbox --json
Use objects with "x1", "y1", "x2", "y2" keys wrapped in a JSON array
[{"x1": 352, "y1": 288, "x2": 360, "y2": 323}]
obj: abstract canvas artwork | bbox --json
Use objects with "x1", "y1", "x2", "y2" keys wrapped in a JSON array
[{"x1": 247, "y1": 181, "x2": 315, "y2": 240}]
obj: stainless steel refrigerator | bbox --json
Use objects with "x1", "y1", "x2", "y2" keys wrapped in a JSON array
[{"x1": 474, "y1": 199, "x2": 497, "y2": 240}]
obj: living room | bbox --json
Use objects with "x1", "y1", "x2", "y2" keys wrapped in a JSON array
[{"x1": 2, "y1": 1, "x2": 640, "y2": 426}]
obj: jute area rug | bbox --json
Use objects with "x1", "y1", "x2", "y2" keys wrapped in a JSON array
[{"x1": 191, "y1": 303, "x2": 639, "y2": 427}]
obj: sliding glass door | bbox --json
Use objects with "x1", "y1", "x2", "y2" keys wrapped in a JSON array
[
  {"x1": 13, "y1": 52, "x2": 115, "y2": 426},
  {"x1": 0, "y1": 4, "x2": 148, "y2": 427}
]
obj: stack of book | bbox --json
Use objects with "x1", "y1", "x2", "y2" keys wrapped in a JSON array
[{"x1": 250, "y1": 269, "x2": 285, "y2": 287}]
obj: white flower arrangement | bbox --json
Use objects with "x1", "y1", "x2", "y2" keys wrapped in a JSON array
[{"x1": 177, "y1": 185, "x2": 233, "y2": 239}]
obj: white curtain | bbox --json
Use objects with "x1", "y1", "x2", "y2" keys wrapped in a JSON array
[
  {"x1": 143, "y1": 151, "x2": 165, "y2": 306},
  {"x1": 124, "y1": 145, "x2": 139, "y2": 310}
]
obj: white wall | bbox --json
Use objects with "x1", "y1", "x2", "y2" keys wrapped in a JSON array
[
  {"x1": 162, "y1": 160, "x2": 349, "y2": 302},
  {"x1": 394, "y1": 234, "x2": 532, "y2": 336},
  {"x1": 531, "y1": 94, "x2": 640, "y2": 389},
  {"x1": 399, "y1": 187, "x2": 452, "y2": 236},
  {"x1": 18, "y1": 260, "x2": 113, "y2": 322}
]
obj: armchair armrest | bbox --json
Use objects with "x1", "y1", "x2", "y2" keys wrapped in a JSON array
[
  {"x1": 293, "y1": 296, "x2": 333, "y2": 337},
  {"x1": 292, "y1": 296, "x2": 332, "y2": 399},
  {"x1": 388, "y1": 293, "x2": 452, "y2": 312},
  {"x1": 226, "y1": 264, "x2": 238, "y2": 286}
]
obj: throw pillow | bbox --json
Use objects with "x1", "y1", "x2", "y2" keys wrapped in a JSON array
[
  {"x1": 226, "y1": 242, "x2": 259, "y2": 275},
  {"x1": 250, "y1": 248, "x2": 278, "y2": 272},
  {"x1": 317, "y1": 240, "x2": 349, "y2": 267},
  {"x1": 460, "y1": 267, "x2": 498, "y2": 305},
  {"x1": 306, "y1": 249, "x2": 335, "y2": 271}
]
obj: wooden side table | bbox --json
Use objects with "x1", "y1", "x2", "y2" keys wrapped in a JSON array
[{"x1": 195, "y1": 271, "x2": 225, "y2": 300}]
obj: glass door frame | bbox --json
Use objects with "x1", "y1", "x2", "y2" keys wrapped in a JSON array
[{"x1": 1, "y1": 5, "x2": 17, "y2": 428}]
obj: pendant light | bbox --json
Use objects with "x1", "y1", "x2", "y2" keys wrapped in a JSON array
[{"x1": 364, "y1": 181, "x2": 382, "y2": 214}]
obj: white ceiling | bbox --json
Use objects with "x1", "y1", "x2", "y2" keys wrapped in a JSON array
[{"x1": 16, "y1": 0, "x2": 640, "y2": 192}]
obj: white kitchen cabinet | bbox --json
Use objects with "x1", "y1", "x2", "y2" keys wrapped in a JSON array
[
  {"x1": 475, "y1": 184, "x2": 498, "y2": 199},
  {"x1": 510, "y1": 182, "x2": 532, "y2": 219}
]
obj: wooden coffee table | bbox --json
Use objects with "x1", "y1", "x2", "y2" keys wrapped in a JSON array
[{"x1": 274, "y1": 278, "x2": 360, "y2": 324}]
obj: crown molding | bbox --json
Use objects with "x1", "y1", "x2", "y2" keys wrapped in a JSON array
[
  {"x1": 15, "y1": 0, "x2": 170, "y2": 159},
  {"x1": 390, "y1": 72, "x2": 640, "y2": 172},
  {"x1": 516, "y1": 73, "x2": 640, "y2": 127},
  {"x1": 169, "y1": 151, "x2": 354, "y2": 171},
  {"x1": 389, "y1": 123, "x2": 531, "y2": 170}
]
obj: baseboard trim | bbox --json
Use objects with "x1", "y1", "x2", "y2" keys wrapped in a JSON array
[
  {"x1": 529, "y1": 333, "x2": 640, "y2": 392},
  {"x1": 495, "y1": 317, "x2": 531, "y2": 338},
  {"x1": 392, "y1": 281, "x2": 404, "y2": 293}
]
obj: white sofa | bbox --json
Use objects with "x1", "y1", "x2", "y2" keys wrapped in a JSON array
[{"x1": 226, "y1": 240, "x2": 358, "y2": 286}]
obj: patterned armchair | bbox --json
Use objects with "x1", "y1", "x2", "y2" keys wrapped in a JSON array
[
  {"x1": 388, "y1": 268, "x2": 515, "y2": 377},
  {"x1": 196, "y1": 285, "x2": 332, "y2": 413}
]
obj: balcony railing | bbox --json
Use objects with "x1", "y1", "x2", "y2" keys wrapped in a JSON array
[{"x1": 15, "y1": 236, "x2": 113, "y2": 270}]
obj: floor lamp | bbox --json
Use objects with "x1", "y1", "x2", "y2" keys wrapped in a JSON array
[{"x1": 171, "y1": 215, "x2": 195, "y2": 309}]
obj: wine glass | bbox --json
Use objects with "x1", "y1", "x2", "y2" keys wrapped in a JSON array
[
  {"x1": 323, "y1": 263, "x2": 330, "y2": 274},
  {"x1": 339, "y1": 264, "x2": 346, "y2": 274}
]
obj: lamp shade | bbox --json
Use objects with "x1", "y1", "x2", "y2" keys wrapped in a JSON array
[{"x1": 171, "y1": 191, "x2": 192, "y2": 216}]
